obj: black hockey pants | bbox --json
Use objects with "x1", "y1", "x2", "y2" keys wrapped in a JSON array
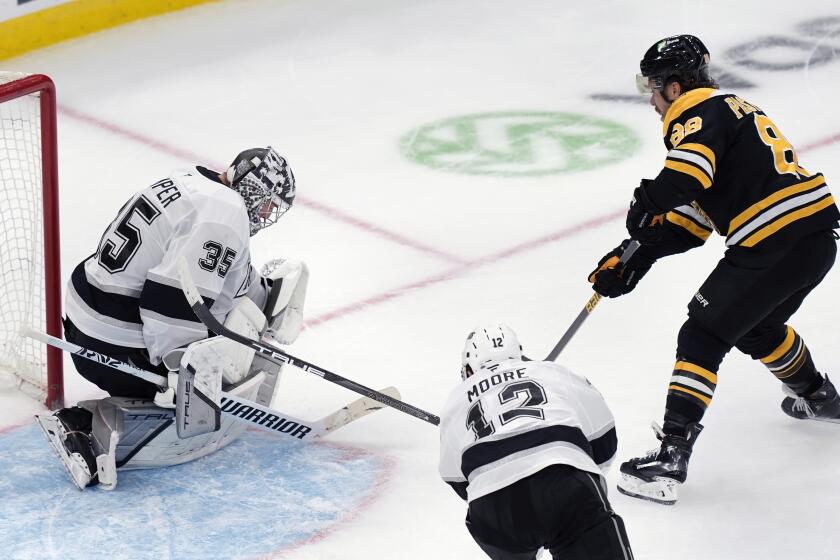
[
  {"x1": 466, "y1": 464, "x2": 633, "y2": 560},
  {"x1": 64, "y1": 317, "x2": 167, "y2": 399},
  {"x1": 687, "y1": 229, "x2": 837, "y2": 348}
]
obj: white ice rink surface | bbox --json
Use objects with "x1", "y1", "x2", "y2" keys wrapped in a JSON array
[{"x1": 2, "y1": 1, "x2": 840, "y2": 558}]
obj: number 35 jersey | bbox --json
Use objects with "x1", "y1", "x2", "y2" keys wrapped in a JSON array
[
  {"x1": 645, "y1": 88, "x2": 839, "y2": 251},
  {"x1": 438, "y1": 359, "x2": 617, "y2": 502},
  {"x1": 66, "y1": 167, "x2": 263, "y2": 365}
]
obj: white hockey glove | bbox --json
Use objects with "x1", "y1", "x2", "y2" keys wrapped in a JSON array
[
  {"x1": 153, "y1": 295, "x2": 268, "y2": 410},
  {"x1": 260, "y1": 258, "x2": 309, "y2": 345}
]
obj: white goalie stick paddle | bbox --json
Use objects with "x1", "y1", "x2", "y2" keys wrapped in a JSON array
[
  {"x1": 23, "y1": 327, "x2": 397, "y2": 441},
  {"x1": 543, "y1": 240, "x2": 641, "y2": 362},
  {"x1": 176, "y1": 257, "x2": 441, "y2": 426}
]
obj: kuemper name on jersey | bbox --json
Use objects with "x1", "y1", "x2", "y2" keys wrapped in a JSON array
[
  {"x1": 150, "y1": 178, "x2": 182, "y2": 208},
  {"x1": 467, "y1": 367, "x2": 527, "y2": 403},
  {"x1": 220, "y1": 397, "x2": 313, "y2": 439}
]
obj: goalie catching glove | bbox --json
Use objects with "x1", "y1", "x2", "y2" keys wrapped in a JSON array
[
  {"x1": 260, "y1": 258, "x2": 309, "y2": 345},
  {"x1": 588, "y1": 239, "x2": 656, "y2": 298}
]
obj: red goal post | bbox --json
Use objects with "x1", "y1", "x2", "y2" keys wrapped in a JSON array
[{"x1": 0, "y1": 72, "x2": 63, "y2": 409}]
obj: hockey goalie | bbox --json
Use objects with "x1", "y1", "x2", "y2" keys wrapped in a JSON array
[{"x1": 35, "y1": 147, "x2": 309, "y2": 490}]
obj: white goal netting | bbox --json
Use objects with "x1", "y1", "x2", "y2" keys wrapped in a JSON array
[{"x1": 0, "y1": 71, "x2": 51, "y2": 403}]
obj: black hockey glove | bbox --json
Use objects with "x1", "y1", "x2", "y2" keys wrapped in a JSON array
[
  {"x1": 626, "y1": 179, "x2": 665, "y2": 243},
  {"x1": 588, "y1": 240, "x2": 655, "y2": 298}
]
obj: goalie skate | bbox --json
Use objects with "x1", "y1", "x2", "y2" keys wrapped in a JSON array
[{"x1": 35, "y1": 410, "x2": 98, "y2": 490}]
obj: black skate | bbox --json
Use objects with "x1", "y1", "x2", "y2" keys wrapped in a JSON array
[
  {"x1": 35, "y1": 407, "x2": 99, "y2": 490},
  {"x1": 616, "y1": 422, "x2": 703, "y2": 505},
  {"x1": 781, "y1": 375, "x2": 840, "y2": 423}
]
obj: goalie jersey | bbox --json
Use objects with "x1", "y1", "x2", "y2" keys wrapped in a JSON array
[
  {"x1": 439, "y1": 359, "x2": 617, "y2": 502},
  {"x1": 65, "y1": 167, "x2": 267, "y2": 365},
  {"x1": 642, "y1": 88, "x2": 839, "y2": 256}
]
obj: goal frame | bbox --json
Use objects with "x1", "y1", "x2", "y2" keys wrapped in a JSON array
[{"x1": 0, "y1": 74, "x2": 63, "y2": 409}]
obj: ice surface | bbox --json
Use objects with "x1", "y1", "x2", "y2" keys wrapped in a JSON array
[{"x1": 0, "y1": 424, "x2": 388, "y2": 559}]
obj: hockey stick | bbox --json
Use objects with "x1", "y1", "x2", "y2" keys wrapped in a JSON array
[
  {"x1": 543, "y1": 240, "x2": 641, "y2": 361},
  {"x1": 23, "y1": 327, "x2": 397, "y2": 441},
  {"x1": 176, "y1": 257, "x2": 440, "y2": 426}
]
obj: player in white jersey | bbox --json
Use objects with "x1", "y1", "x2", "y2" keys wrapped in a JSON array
[
  {"x1": 439, "y1": 325, "x2": 633, "y2": 560},
  {"x1": 36, "y1": 147, "x2": 309, "y2": 490}
]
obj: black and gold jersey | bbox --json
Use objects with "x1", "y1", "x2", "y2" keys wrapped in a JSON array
[{"x1": 643, "y1": 87, "x2": 839, "y2": 252}]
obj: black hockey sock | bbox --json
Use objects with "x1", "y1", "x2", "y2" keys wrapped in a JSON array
[
  {"x1": 663, "y1": 359, "x2": 718, "y2": 436},
  {"x1": 759, "y1": 327, "x2": 823, "y2": 396}
]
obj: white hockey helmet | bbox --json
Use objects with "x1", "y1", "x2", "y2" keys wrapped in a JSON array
[
  {"x1": 226, "y1": 146, "x2": 296, "y2": 236},
  {"x1": 461, "y1": 324, "x2": 523, "y2": 380}
]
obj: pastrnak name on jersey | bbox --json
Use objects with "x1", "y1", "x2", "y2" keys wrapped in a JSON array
[
  {"x1": 467, "y1": 367, "x2": 527, "y2": 403},
  {"x1": 648, "y1": 88, "x2": 839, "y2": 252}
]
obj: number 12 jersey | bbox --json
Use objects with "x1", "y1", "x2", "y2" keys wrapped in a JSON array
[{"x1": 439, "y1": 359, "x2": 617, "y2": 502}]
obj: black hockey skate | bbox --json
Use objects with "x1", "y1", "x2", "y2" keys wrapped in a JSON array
[
  {"x1": 35, "y1": 407, "x2": 99, "y2": 490},
  {"x1": 781, "y1": 375, "x2": 840, "y2": 423},
  {"x1": 616, "y1": 422, "x2": 703, "y2": 505}
]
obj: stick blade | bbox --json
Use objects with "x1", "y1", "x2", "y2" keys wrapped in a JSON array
[{"x1": 320, "y1": 386, "x2": 401, "y2": 434}]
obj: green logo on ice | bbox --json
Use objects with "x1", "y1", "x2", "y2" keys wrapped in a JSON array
[{"x1": 400, "y1": 111, "x2": 639, "y2": 177}]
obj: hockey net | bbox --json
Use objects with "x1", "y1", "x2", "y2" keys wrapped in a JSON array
[{"x1": 0, "y1": 72, "x2": 63, "y2": 409}]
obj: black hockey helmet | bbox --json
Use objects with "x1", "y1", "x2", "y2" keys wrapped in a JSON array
[
  {"x1": 226, "y1": 146, "x2": 296, "y2": 236},
  {"x1": 636, "y1": 35, "x2": 715, "y2": 94}
]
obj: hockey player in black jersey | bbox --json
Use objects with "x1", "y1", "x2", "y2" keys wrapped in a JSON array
[
  {"x1": 589, "y1": 35, "x2": 840, "y2": 505},
  {"x1": 439, "y1": 325, "x2": 633, "y2": 559}
]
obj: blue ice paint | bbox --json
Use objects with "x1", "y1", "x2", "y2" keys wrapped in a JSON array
[{"x1": 1, "y1": 424, "x2": 387, "y2": 559}]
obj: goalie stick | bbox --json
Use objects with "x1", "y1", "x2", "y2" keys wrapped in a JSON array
[
  {"x1": 177, "y1": 257, "x2": 441, "y2": 426},
  {"x1": 543, "y1": 240, "x2": 641, "y2": 361},
  {"x1": 23, "y1": 328, "x2": 396, "y2": 441}
]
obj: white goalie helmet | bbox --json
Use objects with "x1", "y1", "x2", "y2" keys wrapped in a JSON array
[
  {"x1": 226, "y1": 146, "x2": 296, "y2": 236},
  {"x1": 461, "y1": 324, "x2": 523, "y2": 381}
]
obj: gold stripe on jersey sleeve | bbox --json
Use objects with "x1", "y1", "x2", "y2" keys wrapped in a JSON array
[
  {"x1": 664, "y1": 160, "x2": 713, "y2": 189},
  {"x1": 669, "y1": 384, "x2": 712, "y2": 406},
  {"x1": 666, "y1": 211, "x2": 712, "y2": 240},
  {"x1": 727, "y1": 175, "x2": 826, "y2": 234},
  {"x1": 674, "y1": 361, "x2": 718, "y2": 384},
  {"x1": 760, "y1": 326, "x2": 795, "y2": 364},
  {"x1": 661, "y1": 88, "x2": 718, "y2": 137},
  {"x1": 677, "y1": 143, "x2": 716, "y2": 173},
  {"x1": 740, "y1": 195, "x2": 836, "y2": 247}
]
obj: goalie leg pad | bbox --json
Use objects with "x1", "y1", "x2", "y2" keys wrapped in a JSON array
[
  {"x1": 252, "y1": 358, "x2": 283, "y2": 407},
  {"x1": 89, "y1": 371, "x2": 267, "y2": 471}
]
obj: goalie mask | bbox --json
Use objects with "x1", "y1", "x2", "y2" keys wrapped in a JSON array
[
  {"x1": 226, "y1": 146, "x2": 296, "y2": 236},
  {"x1": 461, "y1": 324, "x2": 523, "y2": 381}
]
